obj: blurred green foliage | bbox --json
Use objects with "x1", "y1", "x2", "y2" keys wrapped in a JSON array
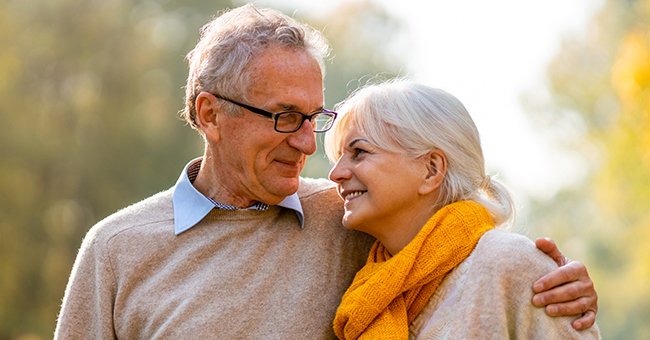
[
  {"x1": 0, "y1": 0, "x2": 399, "y2": 338},
  {"x1": 9, "y1": 0, "x2": 646, "y2": 338},
  {"x1": 525, "y1": 0, "x2": 650, "y2": 338}
]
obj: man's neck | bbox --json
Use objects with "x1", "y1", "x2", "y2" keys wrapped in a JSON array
[{"x1": 192, "y1": 156, "x2": 257, "y2": 208}]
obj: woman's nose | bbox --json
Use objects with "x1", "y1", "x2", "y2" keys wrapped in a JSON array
[{"x1": 328, "y1": 157, "x2": 351, "y2": 183}]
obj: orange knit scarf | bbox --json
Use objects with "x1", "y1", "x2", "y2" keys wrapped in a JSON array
[{"x1": 333, "y1": 201, "x2": 494, "y2": 339}]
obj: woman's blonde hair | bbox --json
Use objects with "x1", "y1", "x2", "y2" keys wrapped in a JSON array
[{"x1": 324, "y1": 79, "x2": 514, "y2": 226}]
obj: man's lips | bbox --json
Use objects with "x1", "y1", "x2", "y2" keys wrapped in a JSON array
[
  {"x1": 274, "y1": 159, "x2": 302, "y2": 174},
  {"x1": 275, "y1": 159, "x2": 300, "y2": 167}
]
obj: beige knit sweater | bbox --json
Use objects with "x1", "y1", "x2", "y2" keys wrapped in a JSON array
[
  {"x1": 55, "y1": 177, "x2": 374, "y2": 339},
  {"x1": 409, "y1": 229, "x2": 601, "y2": 339}
]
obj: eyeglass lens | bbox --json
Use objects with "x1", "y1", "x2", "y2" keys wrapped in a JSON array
[{"x1": 275, "y1": 112, "x2": 334, "y2": 132}]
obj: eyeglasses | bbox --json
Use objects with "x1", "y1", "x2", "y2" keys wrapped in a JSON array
[{"x1": 208, "y1": 92, "x2": 338, "y2": 133}]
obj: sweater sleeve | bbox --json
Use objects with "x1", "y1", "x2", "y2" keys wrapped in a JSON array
[
  {"x1": 54, "y1": 225, "x2": 117, "y2": 340},
  {"x1": 415, "y1": 230, "x2": 600, "y2": 339}
]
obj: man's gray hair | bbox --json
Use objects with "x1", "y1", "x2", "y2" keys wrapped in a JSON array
[{"x1": 182, "y1": 4, "x2": 330, "y2": 130}]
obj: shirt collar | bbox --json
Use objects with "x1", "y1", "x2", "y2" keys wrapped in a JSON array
[{"x1": 172, "y1": 158, "x2": 304, "y2": 234}]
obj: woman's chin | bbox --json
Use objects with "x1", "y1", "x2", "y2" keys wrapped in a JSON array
[
  {"x1": 341, "y1": 213, "x2": 358, "y2": 230},
  {"x1": 341, "y1": 214, "x2": 366, "y2": 233}
]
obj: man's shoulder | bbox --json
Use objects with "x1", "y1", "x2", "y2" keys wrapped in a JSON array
[
  {"x1": 298, "y1": 177, "x2": 337, "y2": 200},
  {"x1": 297, "y1": 177, "x2": 347, "y2": 227},
  {"x1": 85, "y1": 188, "x2": 174, "y2": 244}
]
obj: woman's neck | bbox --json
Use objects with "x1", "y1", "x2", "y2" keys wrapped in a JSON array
[{"x1": 375, "y1": 204, "x2": 439, "y2": 256}]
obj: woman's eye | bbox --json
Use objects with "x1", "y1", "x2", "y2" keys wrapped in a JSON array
[{"x1": 351, "y1": 148, "x2": 367, "y2": 159}]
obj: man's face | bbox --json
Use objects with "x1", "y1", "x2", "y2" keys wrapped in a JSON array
[{"x1": 209, "y1": 46, "x2": 324, "y2": 205}]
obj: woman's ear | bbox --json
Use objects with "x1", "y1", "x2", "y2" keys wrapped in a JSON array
[
  {"x1": 419, "y1": 149, "x2": 447, "y2": 195},
  {"x1": 196, "y1": 92, "x2": 220, "y2": 141}
]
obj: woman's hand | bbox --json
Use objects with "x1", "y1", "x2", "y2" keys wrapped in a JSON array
[{"x1": 532, "y1": 237, "x2": 598, "y2": 331}]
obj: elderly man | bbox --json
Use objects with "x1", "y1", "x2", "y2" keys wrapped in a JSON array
[{"x1": 55, "y1": 4, "x2": 597, "y2": 339}]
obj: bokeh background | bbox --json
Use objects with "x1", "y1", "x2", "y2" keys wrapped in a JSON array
[{"x1": 1, "y1": 0, "x2": 648, "y2": 338}]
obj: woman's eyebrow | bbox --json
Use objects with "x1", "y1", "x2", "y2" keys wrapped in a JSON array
[{"x1": 348, "y1": 138, "x2": 369, "y2": 148}]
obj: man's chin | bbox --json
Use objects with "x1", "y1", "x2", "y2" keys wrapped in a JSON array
[{"x1": 262, "y1": 177, "x2": 300, "y2": 203}]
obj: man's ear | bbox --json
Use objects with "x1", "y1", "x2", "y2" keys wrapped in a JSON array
[
  {"x1": 195, "y1": 92, "x2": 220, "y2": 141},
  {"x1": 419, "y1": 149, "x2": 447, "y2": 195}
]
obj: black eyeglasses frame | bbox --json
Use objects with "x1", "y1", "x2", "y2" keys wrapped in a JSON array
[{"x1": 207, "y1": 92, "x2": 338, "y2": 133}]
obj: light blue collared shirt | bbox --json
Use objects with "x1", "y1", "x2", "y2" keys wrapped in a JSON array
[{"x1": 172, "y1": 158, "x2": 304, "y2": 235}]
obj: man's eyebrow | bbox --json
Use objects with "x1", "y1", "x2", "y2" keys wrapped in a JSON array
[
  {"x1": 348, "y1": 138, "x2": 369, "y2": 148},
  {"x1": 277, "y1": 102, "x2": 325, "y2": 113}
]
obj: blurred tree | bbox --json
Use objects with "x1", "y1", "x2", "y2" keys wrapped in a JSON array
[
  {"x1": 0, "y1": 1, "x2": 225, "y2": 337},
  {"x1": 0, "y1": 0, "x2": 401, "y2": 338},
  {"x1": 525, "y1": 0, "x2": 650, "y2": 338}
]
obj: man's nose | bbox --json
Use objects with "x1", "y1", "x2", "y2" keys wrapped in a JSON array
[{"x1": 287, "y1": 120, "x2": 317, "y2": 155}]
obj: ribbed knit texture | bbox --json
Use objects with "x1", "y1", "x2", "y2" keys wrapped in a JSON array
[{"x1": 333, "y1": 201, "x2": 494, "y2": 340}]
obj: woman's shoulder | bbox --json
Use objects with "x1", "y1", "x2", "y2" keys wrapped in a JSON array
[
  {"x1": 472, "y1": 229, "x2": 557, "y2": 276},
  {"x1": 411, "y1": 229, "x2": 600, "y2": 340}
]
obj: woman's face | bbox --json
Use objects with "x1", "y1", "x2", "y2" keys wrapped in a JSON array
[{"x1": 328, "y1": 126, "x2": 431, "y2": 237}]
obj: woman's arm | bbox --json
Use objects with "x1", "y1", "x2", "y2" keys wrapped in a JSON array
[{"x1": 534, "y1": 237, "x2": 598, "y2": 330}]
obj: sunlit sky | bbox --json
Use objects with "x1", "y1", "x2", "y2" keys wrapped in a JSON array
[{"x1": 244, "y1": 0, "x2": 603, "y2": 205}]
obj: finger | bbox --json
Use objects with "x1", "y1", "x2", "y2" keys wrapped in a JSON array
[
  {"x1": 535, "y1": 237, "x2": 568, "y2": 266},
  {"x1": 533, "y1": 261, "x2": 585, "y2": 293},
  {"x1": 571, "y1": 310, "x2": 596, "y2": 330},
  {"x1": 541, "y1": 296, "x2": 592, "y2": 316},
  {"x1": 532, "y1": 276, "x2": 591, "y2": 307}
]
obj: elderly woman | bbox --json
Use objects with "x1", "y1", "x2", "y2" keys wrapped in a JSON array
[{"x1": 325, "y1": 80, "x2": 600, "y2": 339}]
